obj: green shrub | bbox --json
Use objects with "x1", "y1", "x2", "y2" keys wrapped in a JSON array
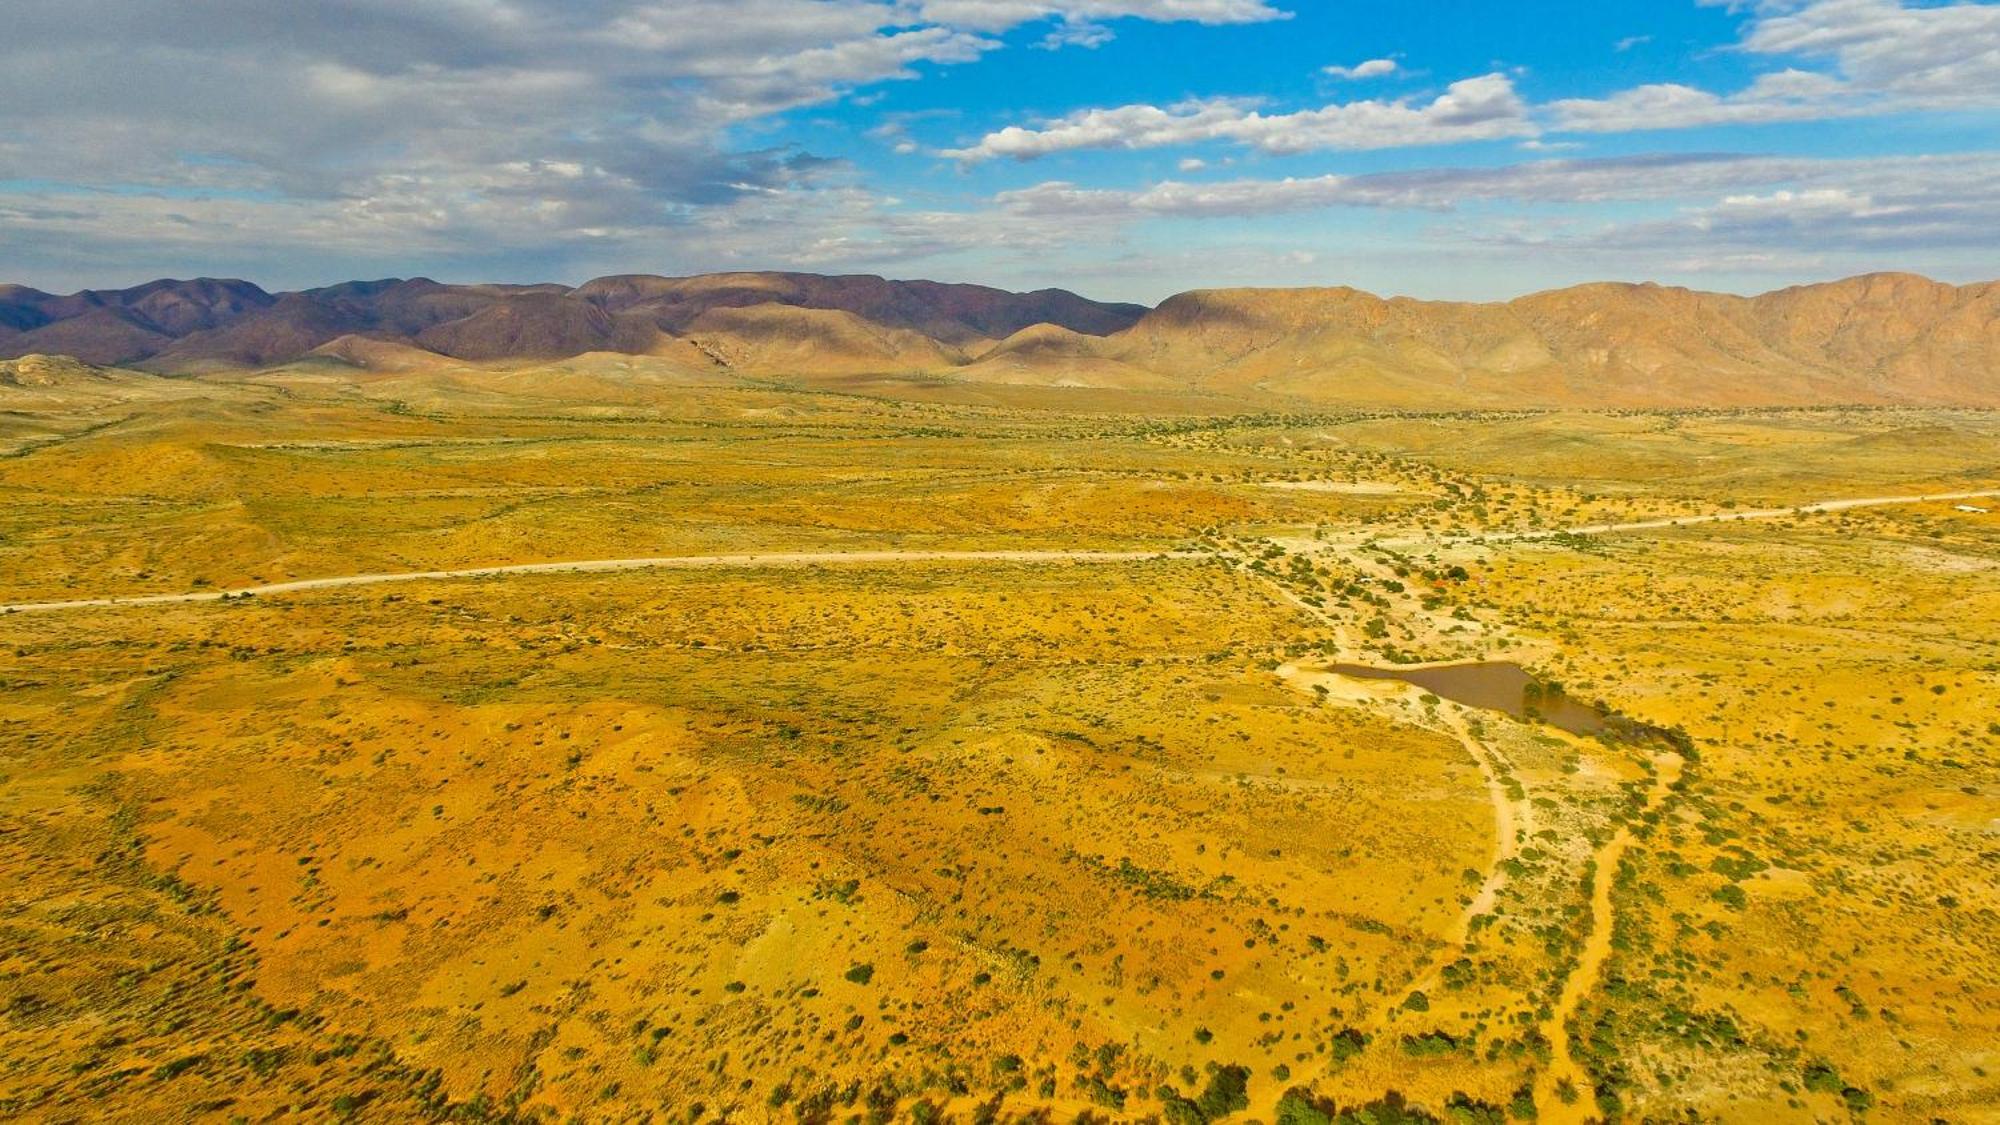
[
  {"x1": 1196, "y1": 1064, "x2": 1251, "y2": 1118},
  {"x1": 1275, "y1": 1088, "x2": 1333, "y2": 1125}
]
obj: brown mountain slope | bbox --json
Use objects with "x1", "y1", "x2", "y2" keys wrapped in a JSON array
[
  {"x1": 305, "y1": 333, "x2": 461, "y2": 373},
  {"x1": 147, "y1": 293, "x2": 384, "y2": 373},
  {"x1": 0, "y1": 273, "x2": 1145, "y2": 373},
  {"x1": 7, "y1": 308, "x2": 173, "y2": 366},
  {"x1": 104, "y1": 277, "x2": 275, "y2": 335},
  {"x1": 959, "y1": 322, "x2": 1181, "y2": 390},
  {"x1": 1009, "y1": 273, "x2": 1998, "y2": 408},
  {"x1": 414, "y1": 292, "x2": 662, "y2": 361},
  {"x1": 2, "y1": 271, "x2": 1995, "y2": 406},
  {"x1": 682, "y1": 303, "x2": 966, "y2": 373},
  {"x1": 0, "y1": 285, "x2": 54, "y2": 332},
  {"x1": 0, "y1": 278, "x2": 272, "y2": 334},
  {"x1": 1503, "y1": 283, "x2": 1840, "y2": 405},
  {"x1": 573, "y1": 271, "x2": 1147, "y2": 344},
  {"x1": 143, "y1": 280, "x2": 531, "y2": 371},
  {"x1": 1748, "y1": 273, "x2": 2000, "y2": 401}
]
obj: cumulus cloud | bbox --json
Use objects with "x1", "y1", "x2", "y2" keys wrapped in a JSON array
[
  {"x1": 947, "y1": 0, "x2": 2000, "y2": 163},
  {"x1": 1038, "y1": 20, "x2": 1117, "y2": 48},
  {"x1": 4, "y1": 0, "x2": 1994, "y2": 293},
  {"x1": 1587, "y1": 178, "x2": 2000, "y2": 257},
  {"x1": 0, "y1": 0, "x2": 1300, "y2": 286},
  {"x1": 984, "y1": 149, "x2": 2000, "y2": 286},
  {"x1": 0, "y1": 1, "x2": 1004, "y2": 212},
  {"x1": 0, "y1": 0, "x2": 1309, "y2": 291},
  {"x1": 1323, "y1": 58, "x2": 1398, "y2": 79},
  {"x1": 1554, "y1": 0, "x2": 2000, "y2": 132},
  {"x1": 1550, "y1": 68, "x2": 1855, "y2": 131},
  {"x1": 941, "y1": 74, "x2": 1532, "y2": 161},
  {"x1": 914, "y1": 0, "x2": 1286, "y2": 30},
  {"x1": 1420, "y1": 152, "x2": 2000, "y2": 277},
  {"x1": 0, "y1": 170, "x2": 1107, "y2": 292},
  {"x1": 991, "y1": 152, "x2": 1981, "y2": 218},
  {"x1": 1741, "y1": 0, "x2": 2000, "y2": 106}
]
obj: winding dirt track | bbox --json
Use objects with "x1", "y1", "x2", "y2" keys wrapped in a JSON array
[
  {"x1": 8, "y1": 483, "x2": 1980, "y2": 1114},
  {"x1": 1534, "y1": 750, "x2": 1687, "y2": 1122},
  {"x1": 0, "y1": 550, "x2": 1186, "y2": 616}
]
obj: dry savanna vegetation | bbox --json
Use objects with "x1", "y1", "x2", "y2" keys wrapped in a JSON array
[{"x1": 2, "y1": 356, "x2": 1996, "y2": 1123}]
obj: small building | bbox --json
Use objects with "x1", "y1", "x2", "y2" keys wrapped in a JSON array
[{"x1": 1954, "y1": 504, "x2": 1989, "y2": 514}]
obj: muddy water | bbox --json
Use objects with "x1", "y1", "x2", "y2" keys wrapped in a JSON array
[{"x1": 1325, "y1": 661, "x2": 1615, "y2": 736}]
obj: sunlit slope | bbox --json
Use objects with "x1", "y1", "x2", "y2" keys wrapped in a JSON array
[
  {"x1": 1017, "y1": 273, "x2": 2000, "y2": 408},
  {"x1": 6, "y1": 271, "x2": 1997, "y2": 405}
]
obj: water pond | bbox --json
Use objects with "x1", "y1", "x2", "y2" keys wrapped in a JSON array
[{"x1": 1325, "y1": 661, "x2": 1621, "y2": 737}]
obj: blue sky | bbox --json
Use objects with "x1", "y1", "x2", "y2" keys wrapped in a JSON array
[{"x1": 1, "y1": 0, "x2": 1995, "y2": 301}]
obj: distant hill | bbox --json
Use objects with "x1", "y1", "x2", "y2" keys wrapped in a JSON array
[
  {"x1": 0, "y1": 353, "x2": 115, "y2": 388},
  {"x1": 980, "y1": 272, "x2": 1997, "y2": 408},
  {"x1": 0, "y1": 272, "x2": 1147, "y2": 375},
  {"x1": 3, "y1": 270, "x2": 1996, "y2": 406}
]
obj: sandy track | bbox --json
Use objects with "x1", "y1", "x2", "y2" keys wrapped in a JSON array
[
  {"x1": 1443, "y1": 706, "x2": 1523, "y2": 927},
  {"x1": 13, "y1": 488, "x2": 1990, "y2": 617},
  {"x1": 1546, "y1": 488, "x2": 2000, "y2": 538},
  {"x1": 1386, "y1": 488, "x2": 2000, "y2": 548},
  {"x1": 1534, "y1": 748, "x2": 1686, "y2": 1121},
  {"x1": 0, "y1": 549, "x2": 1185, "y2": 615}
]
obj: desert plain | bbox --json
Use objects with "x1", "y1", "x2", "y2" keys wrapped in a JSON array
[{"x1": 1, "y1": 283, "x2": 1997, "y2": 1125}]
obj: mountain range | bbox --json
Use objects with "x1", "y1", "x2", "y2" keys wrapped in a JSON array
[{"x1": 3, "y1": 270, "x2": 1996, "y2": 408}]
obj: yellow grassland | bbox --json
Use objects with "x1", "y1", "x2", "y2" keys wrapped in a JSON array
[{"x1": 1, "y1": 364, "x2": 1995, "y2": 1122}]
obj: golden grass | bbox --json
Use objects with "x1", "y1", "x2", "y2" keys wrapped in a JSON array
[{"x1": 1, "y1": 367, "x2": 1995, "y2": 1121}]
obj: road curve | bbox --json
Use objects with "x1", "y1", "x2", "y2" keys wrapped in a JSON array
[{"x1": 0, "y1": 549, "x2": 1188, "y2": 616}]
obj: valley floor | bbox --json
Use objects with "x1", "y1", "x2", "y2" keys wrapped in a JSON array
[{"x1": 1, "y1": 370, "x2": 1996, "y2": 1123}]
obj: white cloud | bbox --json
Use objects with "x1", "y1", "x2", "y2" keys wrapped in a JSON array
[
  {"x1": 1742, "y1": 0, "x2": 2000, "y2": 106},
  {"x1": 3, "y1": 0, "x2": 1993, "y2": 295},
  {"x1": 0, "y1": 171, "x2": 1105, "y2": 291},
  {"x1": 1323, "y1": 57, "x2": 1398, "y2": 79},
  {"x1": 941, "y1": 73, "x2": 1532, "y2": 161},
  {"x1": 1038, "y1": 20, "x2": 1117, "y2": 48},
  {"x1": 0, "y1": 1, "x2": 1004, "y2": 204},
  {"x1": 979, "y1": 149, "x2": 2000, "y2": 289},
  {"x1": 1441, "y1": 154, "x2": 2000, "y2": 275},
  {"x1": 1556, "y1": 0, "x2": 2000, "y2": 132},
  {"x1": 936, "y1": 0, "x2": 2000, "y2": 166},
  {"x1": 914, "y1": 0, "x2": 1287, "y2": 30},
  {"x1": 0, "y1": 0, "x2": 1303, "y2": 285},
  {"x1": 1550, "y1": 68, "x2": 1854, "y2": 131},
  {"x1": 1611, "y1": 179, "x2": 2000, "y2": 255},
  {"x1": 993, "y1": 151, "x2": 2000, "y2": 219}
]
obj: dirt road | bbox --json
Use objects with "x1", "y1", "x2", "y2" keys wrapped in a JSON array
[
  {"x1": 1534, "y1": 749, "x2": 1687, "y2": 1121},
  {"x1": 15, "y1": 488, "x2": 1989, "y2": 617},
  {"x1": 1382, "y1": 487, "x2": 2000, "y2": 548},
  {"x1": 0, "y1": 549, "x2": 1184, "y2": 615}
]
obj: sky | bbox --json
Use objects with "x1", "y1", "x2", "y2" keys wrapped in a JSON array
[{"x1": 1, "y1": 0, "x2": 1996, "y2": 302}]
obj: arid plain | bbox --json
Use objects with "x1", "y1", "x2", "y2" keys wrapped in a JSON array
[{"x1": 2, "y1": 321, "x2": 1998, "y2": 1125}]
